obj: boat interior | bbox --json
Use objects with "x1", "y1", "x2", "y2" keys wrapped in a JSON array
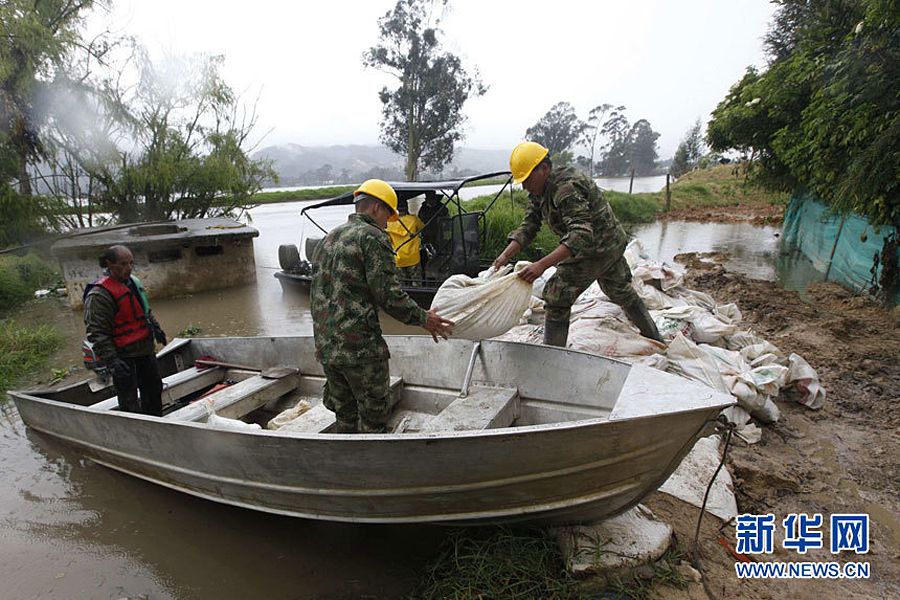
[{"x1": 28, "y1": 338, "x2": 633, "y2": 435}]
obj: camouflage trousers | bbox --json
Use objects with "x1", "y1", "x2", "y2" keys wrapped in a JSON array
[
  {"x1": 398, "y1": 263, "x2": 423, "y2": 285},
  {"x1": 322, "y1": 360, "x2": 392, "y2": 433},
  {"x1": 543, "y1": 251, "x2": 641, "y2": 323}
]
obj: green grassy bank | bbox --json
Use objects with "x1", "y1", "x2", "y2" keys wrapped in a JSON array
[{"x1": 0, "y1": 254, "x2": 63, "y2": 394}]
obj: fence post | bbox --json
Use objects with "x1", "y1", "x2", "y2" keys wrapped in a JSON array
[
  {"x1": 665, "y1": 174, "x2": 671, "y2": 212},
  {"x1": 628, "y1": 168, "x2": 635, "y2": 194}
]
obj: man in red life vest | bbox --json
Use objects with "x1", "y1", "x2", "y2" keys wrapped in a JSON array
[{"x1": 83, "y1": 245, "x2": 167, "y2": 416}]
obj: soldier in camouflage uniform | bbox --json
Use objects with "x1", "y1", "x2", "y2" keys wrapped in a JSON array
[
  {"x1": 310, "y1": 179, "x2": 454, "y2": 433},
  {"x1": 494, "y1": 142, "x2": 661, "y2": 346}
]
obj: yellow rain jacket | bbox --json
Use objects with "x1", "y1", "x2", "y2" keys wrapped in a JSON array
[{"x1": 386, "y1": 214, "x2": 425, "y2": 268}]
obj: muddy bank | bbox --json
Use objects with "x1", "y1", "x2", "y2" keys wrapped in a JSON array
[
  {"x1": 645, "y1": 253, "x2": 899, "y2": 599},
  {"x1": 660, "y1": 203, "x2": 785, "y2": 226}
]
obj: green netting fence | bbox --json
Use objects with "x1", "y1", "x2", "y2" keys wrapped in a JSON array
[{"x1": 782, "y1": 193, "x2": 899, "y2": 304}]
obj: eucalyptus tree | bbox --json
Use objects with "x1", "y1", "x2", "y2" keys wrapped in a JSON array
[
  {"x1": 363, "y1": 0, "x2": 486, "y2": 181},
  {"x1": 579, "y1": 103, "x2": 617, "y2": 177},
  {"x1": 671, "y1": 119, "x2": 704, "y2": 177},
  {"x1": 525, "y1": 101, "x2": 585, "y2": 158}
]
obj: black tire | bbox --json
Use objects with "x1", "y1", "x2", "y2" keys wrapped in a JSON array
[{"x1": 278, "y1": 244, "x2": 302, "y2": 271}]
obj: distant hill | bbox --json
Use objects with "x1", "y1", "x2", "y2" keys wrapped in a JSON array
[{"x1": 252, "y1": 143, "x2": 508, "y2": 186}]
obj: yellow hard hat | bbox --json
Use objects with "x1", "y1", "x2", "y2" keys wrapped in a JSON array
[
  {"x1": 355, "y1": 179, "x2": 399, "y2": 221},
  {"x1": 509, "y1": 141, "x2": 550, "y2": 184}
]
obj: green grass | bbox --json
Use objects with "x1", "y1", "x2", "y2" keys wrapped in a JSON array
[
  {"x1": 412, "y1": 527, "x2": 579, "y2": 600},
  {"x1": 0, "y1": 253, "x2": 61, "y2": 313},
  {"x1": 462, "y1": 188, "x2": 659, "y2": 260},
  {"x1": 642, "y1": 164, "x2": 789, "y2": 210},
  {"x1": 0, "y1": 319, "x2": 61, "y2": 394}
]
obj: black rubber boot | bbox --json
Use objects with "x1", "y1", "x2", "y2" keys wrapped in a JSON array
[
  {"x1": 543, "y1": 318, "x2": 570, "y2": 347},
  {"x1": 623, "y1": 301, "x2": 663, "y2": 342}
]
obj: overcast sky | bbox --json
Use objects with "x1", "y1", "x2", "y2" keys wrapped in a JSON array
[{"x1": 94, "y1": 0, "x2": 776, "y2": 158}]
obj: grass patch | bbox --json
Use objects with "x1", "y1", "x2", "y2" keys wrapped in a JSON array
[
  {"x1": 413, "y1": 527, "x2": 579, "y2": 600},
  {"x1": 0, "y1": 253, "x2": 61, "y2": 313},
  {"x1": 461, "y1": 188, "x2": 658, "y2": 260},
  {"x1": 0, "y1": 319, "x2": 61, "y2": 394},
  {"x1": 640, "y1": 164, "x2": 789, "y2": 210}
]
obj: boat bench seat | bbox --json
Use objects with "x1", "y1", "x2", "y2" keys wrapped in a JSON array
[
  {"x1": 421, "y1": 386, "x2": 520, "y2": 433},
  {"x1": 164, "y1": 372, "x2": 301, "y2": 422},
  {"x1": 279, "y1": 376, "x2": 403, "y2": 434},
  {"x1": 88, "y1": 366, "x2": 225, "y2": 412}
]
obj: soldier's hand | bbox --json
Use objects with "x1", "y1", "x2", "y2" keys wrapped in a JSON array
[
  {"x1": 492, "y1": 254, "x2": 510, "y2": 270},
  {"x1": 424, "y1": 309, "x2": 454, "y2": 342},
  {"x1": 517, "y1": 262, "x2": 547, "y2": 283}
]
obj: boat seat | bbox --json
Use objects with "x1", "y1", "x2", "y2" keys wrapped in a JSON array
[
  {"x1": 279, "y1": 376, "x2": 403, "y2": 434},
  {"x1": 88, "y1": 366, "x2": 225, "y2": 412},
  {"x1": 421, "y1": 386, "x2": 520, "y2": 433},
  {"x1": 164, "y1": 372, "x2": 300, "y2": 422}
]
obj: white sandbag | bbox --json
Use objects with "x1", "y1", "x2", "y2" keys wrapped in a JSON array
[
  {"x1": 787, "y1": 353, "x2": 826, "y2": 409},
  {"x1": 495, "y1": 323, "x2": 544, "y2": 345},
  {"x1": 689, "y1": 311, "x2": 738, "y2": 344},
  {"x1": 632, "y1": 278, "x2": 683, "y2": 310},
  {"x1": 568, "y1": 317, "x2": 666, "y2": 358},
  {"x1": 721, "y1": 406, "x2": 762, "y2": 444},
  {"x1": 631, "y1": 353, "x2": 670, "y2": 371},
  {"x1": 569, "y1": 298, "x2": 624, "y2": 322},
  {"x1": 203, "y1": 399, "x2": 262, "y2": 431},
  {"x1": 632, "y1": 261, "x2": 685, "y2": 291},
  {"x1": 267, "y1": 399, "x2": 313, "y2": 430},
  {"x1": 739, "y1": 341, "x2": 784, "y2": 364},
  {"x1": 673, "y1": 288, "x2": 717, "y2": 310},
  {"x1": 659, "y1": 434, "x2": 738, "y2": 521},
  {"x1": 431, "y1": 262, "x2": 534, "y2": 340},
  {"x1": 665, "y1": 333, "x2": 730, "y2": 393},
  {"x1": 531, "y1": 266, "x2": 556, "y2": 299},
  {"x1": 724, "y1": 331, "x2": 769, "y2": 351}
]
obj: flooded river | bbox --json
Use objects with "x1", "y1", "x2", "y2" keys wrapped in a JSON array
[{"x1": 1, "y1": 188, "x2": 822, "y2": 599}]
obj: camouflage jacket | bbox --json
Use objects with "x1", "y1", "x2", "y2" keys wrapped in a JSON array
[
  {"x1": 310, "y1": 213, "x2": 428, "y2": 366},
  {"x1": 84, "y1": 275, "x2": 159, "y2": 362},
  {"x1": 508, "y1": 166, "x2": 628, "y2": 258}
]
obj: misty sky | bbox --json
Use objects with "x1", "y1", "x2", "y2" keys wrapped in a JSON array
[{"x1": 94, "y1": 0, "x2": 776, "y2": 158}]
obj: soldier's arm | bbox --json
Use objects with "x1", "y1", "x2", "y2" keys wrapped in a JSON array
[
  {"x1": 555, "y1": 185, "x2": 596, "y2": 256},
  {"x1": 363, "y1": 234, "x2": 428, "y2": 326},
  {"x1": 507, "y1": 198, "x2": 542, "y2": 250},
  {"x1": 84, "y1": 289, "x2": 118, "y2": 363}
]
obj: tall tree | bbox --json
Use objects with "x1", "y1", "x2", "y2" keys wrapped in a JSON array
[
  {"x1": 525, "y1": 101, "x2": 585, "y2": 157},
  {"x1": 0, "y1": 0, "x2": 98, "y2": 199},
  {"x1": 363, "y1": 0, "x2": 486, "y2": 181},
  {"x1": 597, "y1": 109, "x2": 630, "y2": 176},
  {"x1": 579, "y1": 103, "x2": 617, "y2": 177},
  {"x1": 628, "y1": 119, "x2": 660, "y2": 175},
  {"x1": 671, "y1": 118, "x2": 704, "y2": 177}
]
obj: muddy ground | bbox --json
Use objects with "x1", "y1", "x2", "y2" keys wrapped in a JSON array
[
  {"x1": 634, "y1": 248, "x2": 899, "y2": 599},
  {"x1": 660, "y1": 203, "x2": 785, "y2": 226}
]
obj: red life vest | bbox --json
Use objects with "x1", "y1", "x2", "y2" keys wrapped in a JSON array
[{"x1": 95, "y1": 276, "x2": 151, "y2": 348}]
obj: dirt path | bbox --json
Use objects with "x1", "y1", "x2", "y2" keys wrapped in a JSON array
[{"x1": 642, "y1": 254, "x2": 899, "y2": 599}]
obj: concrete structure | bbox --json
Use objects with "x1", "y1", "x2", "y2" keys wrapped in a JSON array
[{"x1": 52, "y1": 218, "x2": 259, "y2": 308}]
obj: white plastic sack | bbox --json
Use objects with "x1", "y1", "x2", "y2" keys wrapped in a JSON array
[
  {"x1": 431, "y1": 262, "x2": 534, "y2": 340},
  {"x1": 787, "y1": 353, "x2": 826, "y2": 409},
  {"x1": 204, "y1": 398, "x2": 262, "y2": 431},
  {"x1": 531, "y1": 266, "x2": 556, "y2": 299},
  {"x1": 665, "y1": 333, "x2": 730, "y2": 393},
  {"x1": 267, "y1": 399, "x2": 313, "y2": 430},
  {"x1": 568, "y1": 317, "x2": 666, "y2": 357}
]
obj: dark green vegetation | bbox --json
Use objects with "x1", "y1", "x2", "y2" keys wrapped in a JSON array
[
  {"x1": 412, "y1": 527, "x2": 577, "y2": 600},
  {"x1": 707, "y1": 0, "x2": 897, "y2": 299},
  {"x1": 0, "y1": 254, "x2": 62, "y2": 394},
  {"x1": 645, "y1": 164, "x2": 789, "y2": 212}
]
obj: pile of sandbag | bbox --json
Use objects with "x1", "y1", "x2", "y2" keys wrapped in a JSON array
[{"x1": 495, "y1": 239, "x2": 825, "y2": 439}]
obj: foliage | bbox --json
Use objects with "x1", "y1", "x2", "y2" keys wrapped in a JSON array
[
  {"x1": 363, "y1": 0, "x2": 486, "y2": 182},
  {"x1": 0, "y1": 319, "x2": 61, "y2": 394},
  {"x1": 671, "y1": 118, "x2": 705, "y2": 177},
  {"x1": 628, "y1": 119, "x2": 661, "y2": 175},
  {"x1": 707, "y1": 0, "x2": 899, "y2": 230},
  {"x1": 596, "y1": 108, "x2": 631, "y2": 176},
  {"x1": 412, "y1": 527, "x2": 578, "y2": 600},
  {"x1": 177, "y1": 324, "x2": 202, "y2": 337},
  {"x1": 48, "y1": 49, "x2": 276, "y2": 222},
  {"x1": 579, "y1": 103, "x2": 618, "y2": 177},
  {"x1": 0, "y1": 253, "x2": 60, "y2": 312},
  {"x1": 525, "y1": 102, "x2": 585, "y2": 157},
  {"x1": 464, "y1": 185, "x2": 657, "y2": 260}
]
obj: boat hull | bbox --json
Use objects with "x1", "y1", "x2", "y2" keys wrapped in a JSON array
[{"x1": 9, "y1": 336, "x2": 733, "y2": 525}]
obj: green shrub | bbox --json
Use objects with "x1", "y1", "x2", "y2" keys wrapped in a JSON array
[
  {"x1": 0, "y1": 319, "x2": 61, "y2": 393},
  {"x1": 0, "y1": 254, "x2": 60, "y2": 313}
]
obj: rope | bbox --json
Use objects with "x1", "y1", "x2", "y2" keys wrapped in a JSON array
[{"x1": 691, "y1": 416, "x2": 736, "y2": 561}]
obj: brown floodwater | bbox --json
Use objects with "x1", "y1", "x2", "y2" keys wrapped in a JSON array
[{"x1": 1, "y1": 198, "x2": 824, "y2": 599}]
